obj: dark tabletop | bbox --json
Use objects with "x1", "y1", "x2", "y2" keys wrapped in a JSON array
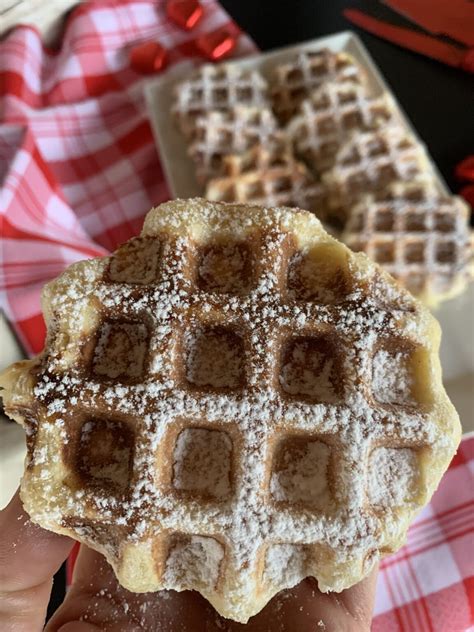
[{"x1": 221, "y1": 0, "x2": 474, "y2": 194}]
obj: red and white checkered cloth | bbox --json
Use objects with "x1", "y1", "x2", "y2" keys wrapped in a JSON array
[
  {"x1": 0, "y1": 2, "x2": 473, "y2": 630},
  {"x1": 373, "y1": 436, "x2": 474, "y2": 631},
  {"x1": 0, "y1": 0, "x2": 254, "y2": 354}
]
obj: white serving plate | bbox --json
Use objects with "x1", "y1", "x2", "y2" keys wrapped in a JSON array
[{"x1": 144, "y1": 31, "x2": 473, "y2": 432}]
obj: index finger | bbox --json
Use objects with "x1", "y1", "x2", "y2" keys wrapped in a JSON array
[{"x1": 0, "y1": 490, "x2": 74, "y2": 632}]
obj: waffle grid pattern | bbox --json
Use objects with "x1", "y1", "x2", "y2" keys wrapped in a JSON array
[
  {"x1": 323, "y1": 126, "x2": 431, "y2": 217},
  {"x1": 172, "y1": 65, "x2": 269, "y2": 138},
  {"x1": 288, "y1": 82, "x2": 397, "y2": 173},
  {"x1": 10, "y1": 201, "x2": 457, "y2": 623},
  {"x1": 271, "y1": 49, "x2": 363, "y2": 122},
  {"x1": 342, "y1": 182, "x2": 474, "y2": 304},
  {"x1": 188, "y1": 106, "x2": 285, "y2": 183},
  {"x1": 205, "y1": 146, "x2": 325, "y2": 212}
]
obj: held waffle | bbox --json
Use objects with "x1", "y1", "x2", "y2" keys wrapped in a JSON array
[
  {"x1": 322, "y1": 125, "x2": 432, "y2": 225},
  {"x1": 287, "y1": 81, "x2": 397, "y2": 174},
  {"x1": 0, "y1": 199, "x2": 460, "y2": 623},
  {"x1": 271, "y1": 48, "x2": 364, "y2": 123},
  {"x1": 342, "y1": 180, "x2": 474, "y2": 308},
  {"x1": 172, "y1": 64, "x2": 269, "y2": 139},
  {"x1": 188, "y1": 106, "x2": 286, "y2": 184},
  {"x1": 204, "y1": 145, "x2": 325, "y2": 213}
]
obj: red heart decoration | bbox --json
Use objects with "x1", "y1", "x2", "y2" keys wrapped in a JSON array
[
  {"x1": 455, "y1": 156, "x2": 474, "y2": 183},
  {"x1": 459, "y1": 184, "x2": 474, "y2": 209},
  {"x1": 167, "y1": 0, "x2": 203, "y2": 30},
  {"x1": 196, "y1": 28, "x2": 237, "y2": 61},
  {"x1": 130, "y1": 41, "x2": 167, "y2": 74}
]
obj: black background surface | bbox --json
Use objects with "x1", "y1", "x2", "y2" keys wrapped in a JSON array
[{"x1": 221, "y1": 0, "x2": 474, "y2": 194}]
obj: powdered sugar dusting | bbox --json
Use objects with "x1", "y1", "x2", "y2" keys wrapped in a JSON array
[
  {"x1": 172, "y1": 428, "x2": 232, "y2": 499},
  {"x1": 93, "y1": 322, "x2": 148, "y2": 380},
  {"x1": 372, "y1": 348, "x2": 414, "y2": 405},
  {"x1": 77, "y1": 418, "x2": 133, "y2": 490},
  {"x1": 342, "y1": 180, "x2": 473, "y2": 307},
  {"x1": 186, "y1": 327, "x2": 244, "y2": 389},
  {"x1": 108, "y1": 237, "x2": 161, "y2": 284},
  {"x1": 163, "y1": 535, "x2": 224, "y2": 590},
  {"x1": 198, "y1": 242, "x2": 251, "y2": 294},
  {"x1": 280, "y1": 338, "x2": 339, "y2": 403},
  {"x1": 368, "y1": 447, "x2": 418, "y2": 507},
  {"x1": 271, "y1": 439, "x2": 330, "y2": 508},
  {"x1": 264, "y1": 544, "x2": 308, "y2": 586},
  {"x1": 287, "y1": 246, "x2": 350, "y2": 303}
]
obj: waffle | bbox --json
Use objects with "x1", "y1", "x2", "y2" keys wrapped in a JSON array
[
  {"x1": 287, "y1": 82, "x2": 397, "y2": 174},
  {"x1": 322, "y1": 125, "x2": 432, "y2": 224},
  {"x1": 189, "y1": 106, "x2": 286, "y2": 184},
  {"x1": 172, "y1": 64, "x2": 269, "y2": 138},
  {"x1": 0, "y1": 199, "x2": 460, "y2": 623},
  {"x1": 204, "y1": 145, "x2": 326, "y2": 213},
  {"x1": 271, "y1": 48, "x2": 364, "y2": 123},
  {"x1": 342, "y1": 180, "x2": 474, "y2": 307}
]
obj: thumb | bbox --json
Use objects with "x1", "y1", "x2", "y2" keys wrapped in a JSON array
[{"x1": 0, "y1": 490, "x2": 74, "y2": 632}]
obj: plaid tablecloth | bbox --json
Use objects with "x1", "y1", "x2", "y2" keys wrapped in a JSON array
[{"x1": 0, "y1": 1, "x2": 473, "y2": 629}]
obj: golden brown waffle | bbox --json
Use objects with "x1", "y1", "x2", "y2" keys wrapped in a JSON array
[
  {"x1": 188, "y1": 106, "x2": 285, "y2": 184},
  {"x1": 172, "y1": 64, "x2": 269, "y2": 138},
  {"x1": 271, "y1": 48, "x2": 364, "y2": 123},
  {"x1": 204, "y1": 145, "x2": 325, "y2": 213},
  {"x1": 287, "y1": 82, "x2": 397, "y2": 174},
  {"x1": 322, "y1": 125, "x2": 432, "y2": 224},
  {"x1": 0, "y1": 199, "x2": 460, "y2": 623},
  {"x1": 342, "y1": 180, "x2": 474, "y2": 307}
]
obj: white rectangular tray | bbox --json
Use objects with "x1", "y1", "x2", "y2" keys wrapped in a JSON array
[
  {"x1": 144, "y1": 31, "x2": 473, "y2": 432},
  {"x1": 144, "y1": 30, "x2": 448, "y2": 198}
]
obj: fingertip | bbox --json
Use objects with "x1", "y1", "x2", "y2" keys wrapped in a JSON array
[
  {"x1": 1, "y1": 489, "x2": 72, "y2": 545},
  {"x1": 0, "y1": 489, "x2": 73, "y2": 593},
  {"x1": 0, "y1": 491, "x2": 73, "y2": 632}
]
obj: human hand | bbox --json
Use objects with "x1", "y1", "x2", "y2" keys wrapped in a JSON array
[{"x1": 0, "y1": 491, "x2": 377, "y2": 631}]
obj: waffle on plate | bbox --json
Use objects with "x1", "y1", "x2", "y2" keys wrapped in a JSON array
[
  {"x1": 342, "y1": 180, "x2": 474, "y2": 307},
  {"x1": 271, "y1": 48, "x2": 364, "y2": 123},
  {"x1": 205, "y1": 145, "x2": 326, "y2": 214},
  {"x1": 173, "y1": 64, "x2": 269, "y2": 139},
  {"x1": 323, "y1": 125, "x2": 432, "y2": 224},
  {"x1": 188, "y1": 106, "x2": 285, "y2": 183},
  {"x1": 287, "y1": 81, "x2": 397, "y2": 174}
]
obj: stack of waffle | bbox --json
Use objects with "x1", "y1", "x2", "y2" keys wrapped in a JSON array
[
  {"x1": 172, "y1": 62, "x2": 324, "y2": 215},
  {"x1": 171, "y1": 49, "x2": 473, "y2": 307}
]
